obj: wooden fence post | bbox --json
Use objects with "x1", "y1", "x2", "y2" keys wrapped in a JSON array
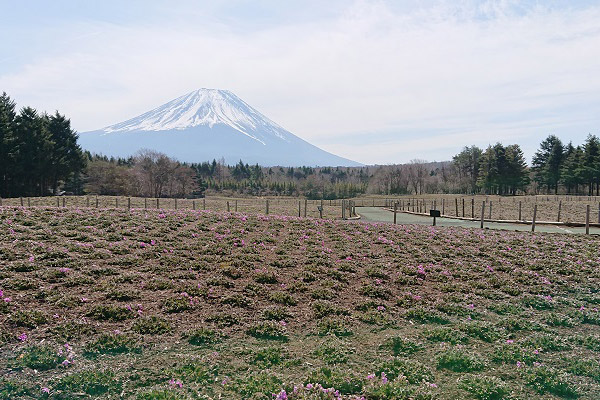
[
  {"x1": 455, "y1": 198, "x2": 458, "y2": 216},
  {"x1": 96, "y1": 196, "x2": 99, "y2": 208},
  {"x1": 156, "y1": 198, "x2": 159, "y2": 209},
  {"x1": 115, "y1": 197, "x2": 118, "y2": 208},
  {"x1": 462, "y1": 198, "x2": 465, "y2": 217},
  {"x1": 86, "y1": 197, "x2": 90, "y2": 207},
  {"x1": 480, "y1": 201, "x2": 485, "y2": 229},
  {"x1": 235, "y1": 200, "x2": 238, "y2": 212},
  {"x1": 265, "y1": 199, "x2": 269, "y2": 215},
  {"x1": 393, "y1": 202, "x2": 397, "y2": 224},
  {"x1": 586, "y1": 204, "x2": 590, "y2": 235},
  {"x1": 144, "y1": 198, "x2": 147, "y2": 209},
  {"x1": 471, "y1": 198, "x2": 474, "y2": 219},
  {"x1": 488, "y1": 201, "x2": 492, "y2": 220},
  {"x1": 532, "y1": 205, "x2": 537, "y2": 232},
  {"x1": 298, "y1": 201, "x2": 301, "y2": 217},
  {"x1": 304, "y1": 199, "x2": 307, "y2": 218},
  {"x1": 0, "y1": 197, "x2": 2, "y2": 206},
  {"x1": 442, "y1": 199, "x2": 445, "y2": 215},
  {"x1": 597, "y1": 202, "x2": 600, "y2": 224},
  {"x1": 519, "y1": 201, "x2": 522, "y2": 221},
  {"x1": 557, "y1": 201, "x2": 561, "y2": 222},
  {"x1": 203, "y1": 198, "x2": 206, "y2": 210},
  {"x1": 192, "y1": 200, "x2": 196, "y2": 210},
  {"x1": 127, "y1": 198, "x2": 131, "y2": 210},
  {"x1": 27, "y1": 198, "x2": 31, "y2": 207},
  {"x1": 57, "y1": 197, "x2": 60, "y2": 207},
  {"x1": 20, "y1": 197, "x2": 23, "y2": 207},
  {"x1": 175, "y1": 198, "x2": 178, "y2": 210},
  {"x1": 62, "y1": 197, "x2": 66, "y2": 208},
  {"x1": 227, "y1": 201, "x2": 230, "y2": 212}
]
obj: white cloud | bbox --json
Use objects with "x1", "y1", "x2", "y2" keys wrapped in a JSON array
[{"x1": 1, "y1": 0, "x2": 599, "y2": 164}]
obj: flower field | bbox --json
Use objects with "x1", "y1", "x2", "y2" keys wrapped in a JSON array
[{"x1": 1, "y1": 206, "x2": 600, "y2": 399}]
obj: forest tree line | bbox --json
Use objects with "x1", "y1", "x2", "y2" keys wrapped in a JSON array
[
  {"x1": 2, "y1": 92, "x2": 599, "y2": 198},
  {"x1": 0, "y1": 93, "x2": 85, "y2": 198}
]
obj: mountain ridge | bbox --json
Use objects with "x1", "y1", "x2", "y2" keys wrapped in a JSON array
[{"x1": 79, "y1": 89, "x2": 362, "y2": 167}]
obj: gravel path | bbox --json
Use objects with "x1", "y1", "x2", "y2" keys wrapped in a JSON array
[{"x1": 357, "y1": 207, "x2": 600, "y2": 235}]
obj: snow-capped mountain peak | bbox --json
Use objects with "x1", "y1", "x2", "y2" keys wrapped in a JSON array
[
  {"x1": 103, "y1": 88, "x2": 288, "y2": 144},
  {"x1": 80, "y1": 88, "x2": 363, "y2": 167}
]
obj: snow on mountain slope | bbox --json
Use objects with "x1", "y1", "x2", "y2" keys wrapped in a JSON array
[
  {"x1": 79, "y1": 89, "x2": 362, "y2": 167},
  {"x1": 103, "y1": 89, "x2": 289, "y2": 145}
]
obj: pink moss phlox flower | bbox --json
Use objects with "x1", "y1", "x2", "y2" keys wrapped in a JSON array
[
  {"x1": 381, "y1": 372, "x2": 388, "y2": 384},
  {"x1": 18, "y1": 332, "x2": 27, "y2": 342},
  {"x1": 168, "y1": 379, "x2": 183, "y2": 388}
]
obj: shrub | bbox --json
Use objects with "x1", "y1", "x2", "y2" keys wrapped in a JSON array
[
  {"x1": 11, "y1": 344, "x2": 63, "y2": 371},
  {"x1": 437, "y1": 348, "x2": 486, "y2": 372},
  {"x1": 312, "y1": 301, "x2": 349, "y2": 319},
  {"x1": 424, "y1": 327, "x2": 468, "y2": 345},
  {"x1": 311, "y1": 288, "x2": 336, "y2": 300},
  {"x1": 255, "y1": 271, "x2": 278, "y2": 284},
  {"x1": 365, "y1": 380, "x2": 435, "y2": 400},
  {"x1": 137, "y1": 390, "x2": 187, "y2": 400},
  {"x1": 459, "y1": 322, "x2": 502, "y2": 343},
  {"x1": 376, "y1": 358, "x2": 434, "y2": 384},
  {"x1": 405, "y1": 308, "x2": 449, "y2": 324},
  {"x1": 0, "y1": 378, "x2": 32, "y2": 399},
  {"x1": 172, "y1": 362, "x2": 219, "y2": 384},
  {"x1": 521, "y1": 295, "x2": 554, "y2": 310},
  {"x1": 360, "y1": 284, "x2": 391, "y2": 300},
  {"x1": 525, "y1": 366, "x2": 578, "y2": 398},
  {"x1": 306, "y1": 367, "x2": 364, "y2": 395},
  {"x1": 317, "y1": 318, "x2": 353, "y2": 337},
  {"x1": 221, "y1": 294, "x2": 253, "y2": 308},
  {"x1": 84, "y1": 332, "x2": 141, "y2": 357},
  {"x1": 268, "y1": 291, "x2": 297, "y2": 306},
  {"x1": 314, "y1": 339, "x2": 354, "y2": 365},
  {"x1": 86, "y1": 305, "x2": 134, "y2": 321},
  {"x1": 491, "y1": 344, "x2": 539, "y2": 366},
  {"x1": 567, "y1": 358, "x2": 600, "y2": 383},
  {"x1": 55, "y1": 369, "x2": 121, "y2": 396},
  {"x1": 186, "y1": 327, "x2": 221, "y2": 346},
  {"x1": 247, "y1": 321, "x2": 288, "y2": 341},
  {"x1": 161, "y1": 297, "x2": 192, "y2": 313},
  {"x1": 8, "y1": 310, "x2": 47, "y2": 328},
  {"x1": 252, "y1": 346, "x2": 285, "y2": 367},
  {"x1": 133, "y1": 316, "x2": 172, "y2": 335},
  {"x1": 524, "y1": 333, "x2": 571, "y2": 352},
  {"x1": 458, "y1": 375, "x2": 510, "y2": 400},
  {"x1": 382, "y1": 336, "x2": 423, "y2": 356},
  {"x1": 50, "y1": 321, "x2": 97, "y2": 341},
  {"x1": 263, "y1": 306, "x2": 292, "y2": 321},
  {"x1": 234, "y1": 372, "x2": 282, "y2": 398}
]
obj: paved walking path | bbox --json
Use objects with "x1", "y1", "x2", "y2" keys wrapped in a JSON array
[{"x1": 357, "y1": 207, "x2": 600, "y2": 235}]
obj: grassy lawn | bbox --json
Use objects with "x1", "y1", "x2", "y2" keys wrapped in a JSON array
[{"x1": 1, "y1": 206, "x2": 599, "y2": 399}]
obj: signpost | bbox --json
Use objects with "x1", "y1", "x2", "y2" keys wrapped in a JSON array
[{"x1": 430, "y1": 209, "x2": 441, "y2": 226}]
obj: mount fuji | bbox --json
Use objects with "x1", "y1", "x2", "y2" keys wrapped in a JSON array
[{"x1": 78, "y1": 89, "x2": 362, "y2": 167}]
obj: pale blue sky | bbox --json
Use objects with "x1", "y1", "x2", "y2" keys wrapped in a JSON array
[{"x1": 1, "y1": 0, "x2": 599, "y2": 164}]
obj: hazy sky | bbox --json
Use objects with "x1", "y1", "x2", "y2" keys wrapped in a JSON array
[{"x1": 1, "y1": 0, "x2": 599, "y2": 165}]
